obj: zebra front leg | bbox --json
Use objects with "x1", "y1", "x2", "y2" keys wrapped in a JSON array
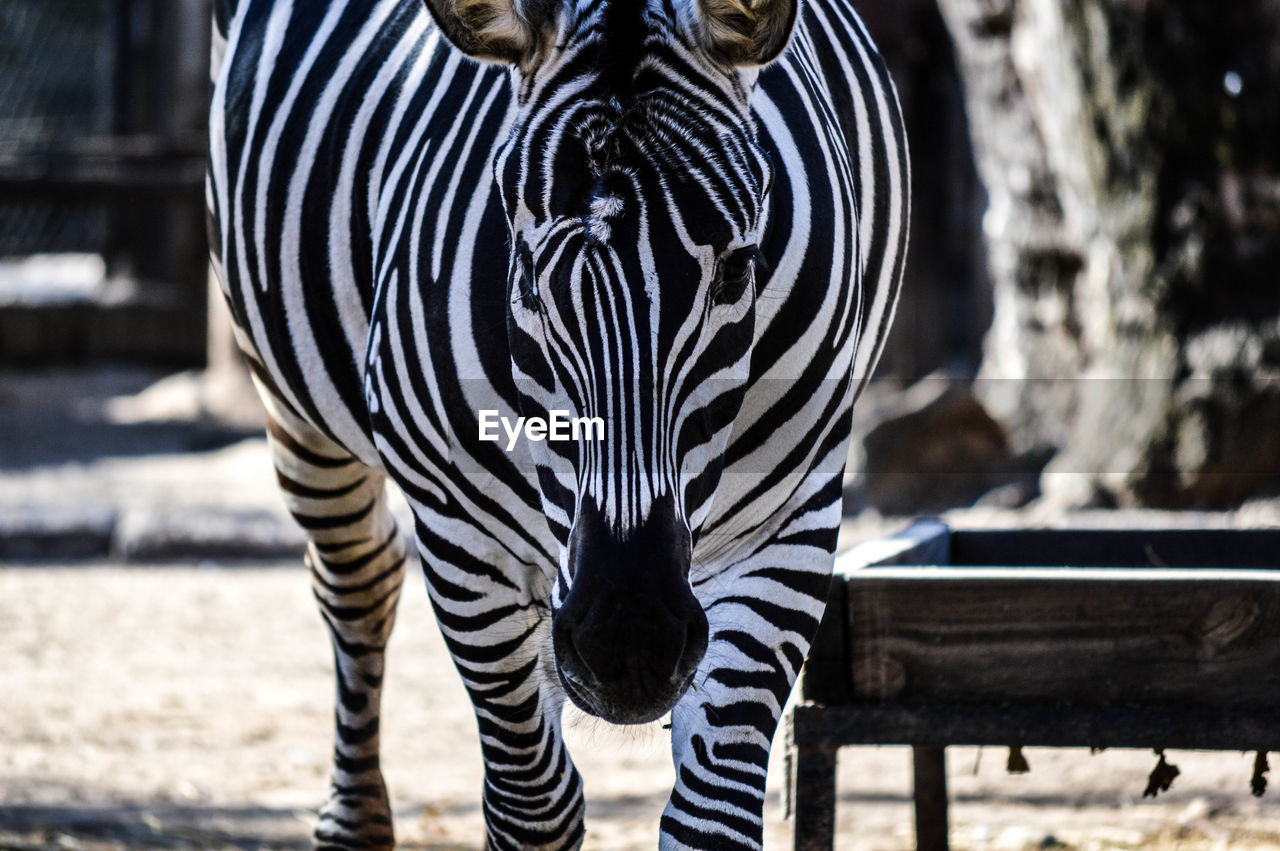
[
  {"x1": 265, "y1": 404, "x2": 408, "y2": 850},
  {"x1": 661, "y1": 550, "x2": 833, "y2": 850},
  {"x1": 415, "y1": 523, "x2": 585, "y2": 850},
  {"x1": 473, "y1": 658, "x2": 584, "y2": 851}
]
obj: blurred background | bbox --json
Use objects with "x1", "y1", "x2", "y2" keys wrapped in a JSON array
[{"x1": 2, "y1": 0, "x2": 1280, "y2": 848}]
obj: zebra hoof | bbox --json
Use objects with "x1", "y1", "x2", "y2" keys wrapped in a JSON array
[{"x1": 313, "y1": 782, "x2": 395, "y2": 850}]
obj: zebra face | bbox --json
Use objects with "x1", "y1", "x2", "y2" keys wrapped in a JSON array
[{"x1": 425, "y1": 0, "x2": 797, "y2": 723}]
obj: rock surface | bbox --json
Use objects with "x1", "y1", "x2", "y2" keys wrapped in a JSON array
[
  {"x1": 938, "y1": 0, "x2": 1280, "y2": 509},
  {"x1": 847, "y1": 376, "x2": 1048, "y2": 515}
]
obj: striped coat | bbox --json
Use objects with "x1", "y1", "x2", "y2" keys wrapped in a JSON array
[{"x1": 209, "y1": 0, "x2": 907, "y2": 846}]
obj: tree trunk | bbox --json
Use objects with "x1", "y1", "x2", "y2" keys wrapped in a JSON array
[{"x1": 938, "y1": 0, "x2": 1280, "y2": 508}]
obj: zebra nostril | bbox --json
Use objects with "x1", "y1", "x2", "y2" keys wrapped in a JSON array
[
  {"x1": 553, "y1": 616, "x2": 588, "y2": 677},
  {"x1": 682, "y1": 608, "x2": 709, "y2": 672},
  {"x1": 559, "y1": 596, "x2": 706, "y2": 689}
]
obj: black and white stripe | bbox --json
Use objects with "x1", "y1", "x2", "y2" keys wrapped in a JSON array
[{"x1": 209, "y1": 0, "x2": 907, "y2": 847}]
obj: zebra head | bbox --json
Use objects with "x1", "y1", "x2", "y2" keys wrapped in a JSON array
[{"x1": 425, "y1": 0, "x2": 797, "y2": 723}]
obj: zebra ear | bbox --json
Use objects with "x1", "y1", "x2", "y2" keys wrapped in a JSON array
[
  {"x1": 694, "y1": 0, "x2": 799, "y2": 67},
  {"x1": 421, "y1": 0, "x2": 556, "y2": 65}
]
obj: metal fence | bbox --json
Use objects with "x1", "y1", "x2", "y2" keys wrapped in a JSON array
[
  {"x1": 0, "y1": 0, "x2": 211, "y2": 365},
  {"x1": 0, "y1": 0, "x2": 115, "y2": 255}
]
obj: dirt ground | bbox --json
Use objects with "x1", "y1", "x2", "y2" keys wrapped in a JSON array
[{"x1": 4, "y1": 564, "x2": 1280, "y2": 850}]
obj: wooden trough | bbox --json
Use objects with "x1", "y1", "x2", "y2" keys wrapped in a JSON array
[{"x1": 786, "y1": 519, "x2": 1280, "y2": 850}]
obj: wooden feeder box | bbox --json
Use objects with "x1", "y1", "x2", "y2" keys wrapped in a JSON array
[{"x1": 786, "y1": 519, "x2": 1280, "y2": 850}]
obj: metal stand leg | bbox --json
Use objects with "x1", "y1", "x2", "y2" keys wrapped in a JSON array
[
  {"x1": 791, "y1": 743, "x2": 838, "y2": 850},
  {"x1": 912, "y1": 746, "x2": 949, "y2": 851}
]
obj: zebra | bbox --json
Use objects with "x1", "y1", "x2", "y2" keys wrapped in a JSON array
[{"x1": 207, "y1": 0, "x2": 908, "y2": 846}]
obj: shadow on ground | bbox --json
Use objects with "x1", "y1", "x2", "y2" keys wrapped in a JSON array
[
  {"x1": 0, "y1": 368, "x2": 260, "y2": 470},
  {"x1": 0, "y1": 802, "x2": 314, "y2": 850},
  {"x1": 0, "y1": 418, "x2": 261, "y2": 469},
  {"x1": 0, "y1": 802, "x2": 477, "y2": 850}
]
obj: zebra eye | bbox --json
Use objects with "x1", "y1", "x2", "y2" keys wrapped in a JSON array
[{"x1": 712, "y1": 246, "x2": 762, "y2": 306}]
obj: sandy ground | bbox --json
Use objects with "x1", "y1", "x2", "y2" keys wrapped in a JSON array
[{"x1": 4, "y1": 564, "x2": 1280, "y2": 850}]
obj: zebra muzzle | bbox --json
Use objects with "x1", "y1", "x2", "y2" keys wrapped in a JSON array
[{"x1": 553, "y1": 494, "x2": 709, "y2": 724}]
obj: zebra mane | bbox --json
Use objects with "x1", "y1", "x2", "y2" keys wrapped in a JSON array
[
  {"x1": 521, "y1": 0, "x2": 751, "y2": 242},
  {"x1": 558, "y1": 76, "x2": 743, "y2": 244},
  {"x1": 570, "y1": 104, "x2": 633, "y2": 242},
  {"x1": 596, "y1": 0, "x2": 648, "y2": 93}
]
